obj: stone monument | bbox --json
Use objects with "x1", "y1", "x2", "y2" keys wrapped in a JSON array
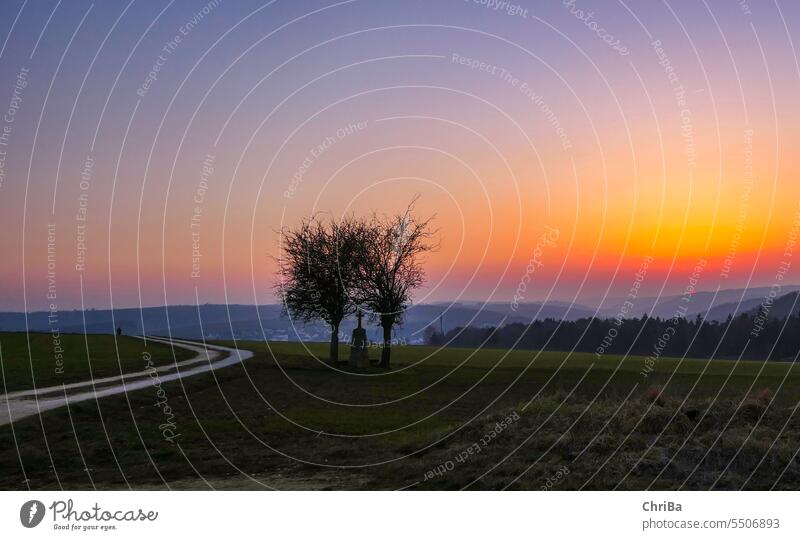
[{"x1": 349, "y1": 310, "x2": 370, "y2": 368}]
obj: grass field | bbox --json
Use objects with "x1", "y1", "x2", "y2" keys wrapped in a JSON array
[
  {"x1": 1, "y1": 336, "x2": 799, "y2": 490},
  {"x1": 0, "y1": 332, "x2": 193, "y2": 392}
]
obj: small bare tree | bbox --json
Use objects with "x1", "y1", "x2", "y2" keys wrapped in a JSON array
[
  {"x1": 276, "y1": 215, "x2": 361, "y2": 363},
  {"x1": 357, "y1": 198, "x2": 436, "y2": 368}
]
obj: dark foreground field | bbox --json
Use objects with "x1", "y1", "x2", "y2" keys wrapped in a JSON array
[{"x1": 1, "y1": 334, "x2": 799, "y2": 489}]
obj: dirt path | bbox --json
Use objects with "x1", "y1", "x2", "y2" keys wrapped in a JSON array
[{"x1": 0, "y1": 337, "x2": 253, "y2": 427}]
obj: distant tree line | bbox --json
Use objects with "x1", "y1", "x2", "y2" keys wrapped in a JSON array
[{"x1": 425, "y1": 311, "x2": 800, "y2": 362}]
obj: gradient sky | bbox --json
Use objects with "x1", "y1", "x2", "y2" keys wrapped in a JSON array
[{"x1": 1, "y1": 0, "x2": 799, "y2": 312}]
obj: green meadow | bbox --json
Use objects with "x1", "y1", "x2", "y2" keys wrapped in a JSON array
[
  {"x1": 0, "y1": 332, "x2": 193, "y2": 392},
  {"x1": 1, "y1": 334, "x2": 799, "y2": 490}
]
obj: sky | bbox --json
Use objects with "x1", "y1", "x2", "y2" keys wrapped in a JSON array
[{"x1": 1, "y1": 0, "x2": 799, "y2": 312}]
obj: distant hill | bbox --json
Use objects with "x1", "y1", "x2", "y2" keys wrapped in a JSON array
[
  {"x1": 744, "y1": 291, "x2": 800, "y2": 320},
  {"x1": 705, "y1": 297, "x2": 766, "y2": 321},
  {"x1": 0, "y1": 300, "x2": 595, "y2": 344},
  {"x1": 600, "y1": 285, "x2": 800, "y2": 321},
  {"x1": 2, "y1": 288, "x2": 796, "y2": 344}
]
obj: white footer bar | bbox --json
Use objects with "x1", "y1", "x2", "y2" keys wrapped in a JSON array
[{"x1": 1, "y1": 491, "x2": 797, "y2": 538}]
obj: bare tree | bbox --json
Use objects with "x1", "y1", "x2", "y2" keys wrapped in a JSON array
[
  {"x1": 276, "y1": 215, "x2": 361, "y2": 363},
  {"x1": 357, "y1": 198, "x2": 437, "y2": 368}
]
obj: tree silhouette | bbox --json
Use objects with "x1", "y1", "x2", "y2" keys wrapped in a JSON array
[
  {"x1": 357, "y1": 198, "x2": 436, "y2": 368},
  {"x1": 276, "y1": 215, "x2": 362, "y2": 363}
]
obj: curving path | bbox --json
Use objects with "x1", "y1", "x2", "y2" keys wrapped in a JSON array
[{"x1": 0, "y1": 337, "x2": 254, "y2": 427}]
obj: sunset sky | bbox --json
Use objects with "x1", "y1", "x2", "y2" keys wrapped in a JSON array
[{"x1": 1, "y1": 0, "x2": 799, "y2": 312}]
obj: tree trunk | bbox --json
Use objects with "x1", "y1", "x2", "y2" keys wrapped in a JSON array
[
  {"x1": 380, "y1": 324, "x2": 392, "y2": 368},
  {"x1": 330, "y1": 323, "x2": 340, "y2": 363}
]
